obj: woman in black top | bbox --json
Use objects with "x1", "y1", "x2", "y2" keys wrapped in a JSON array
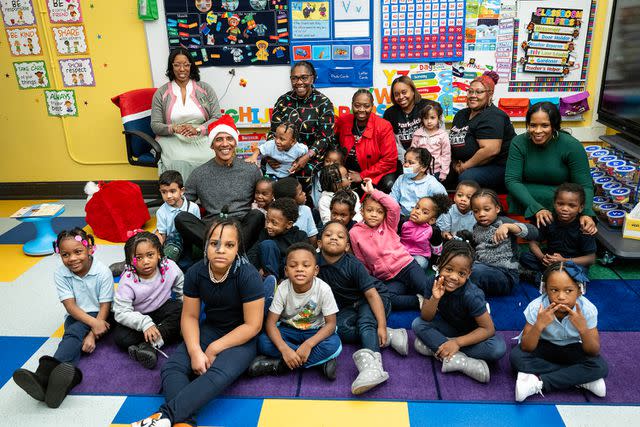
[{"x1": 448, "y1": 71, "x2": 515, "y2": 191}]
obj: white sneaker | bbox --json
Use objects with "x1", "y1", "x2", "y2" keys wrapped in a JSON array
[
  {"x1": 131, "y1": 413, "x2": 170, "y2": 427},
  {"x1": 578, "y1": 378, "x2": 606, "y2": 397},
  {"x1": 414, "y1": 337, "x2": 434, "y2": 357},
  {"x1": 515, "y1": 372, "x2": 544, "y2": 402}
]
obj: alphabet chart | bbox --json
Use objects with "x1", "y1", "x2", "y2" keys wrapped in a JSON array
[{"x1": 381, "y1": 0, "x2": 465, "y2": 62}]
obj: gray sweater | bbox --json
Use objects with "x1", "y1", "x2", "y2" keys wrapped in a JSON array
[
  {"x1": 185, "y1": 158, "x2": 262, "y2": 220},
  {"x1": 473, "y1": 216, "x2": 538, "y2": 271}
]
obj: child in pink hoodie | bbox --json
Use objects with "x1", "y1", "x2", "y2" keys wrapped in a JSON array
[
  {"x1": 411, "y1": 101, "x2": 450, "y2": 182},
  {"x1": 350, "y1": 178, "x2": 430, "y2": 311},
  {"x1": 400, "y1": 194, "x2": 452, "y2": 273}
]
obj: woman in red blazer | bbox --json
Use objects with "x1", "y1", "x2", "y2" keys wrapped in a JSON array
[{"x1": 335, "y1": 89, "x2": 399, "y2": 193}]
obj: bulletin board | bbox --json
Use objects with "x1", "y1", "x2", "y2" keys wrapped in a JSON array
[
  {"x1": 289, "y1": 0, "x2": 373, "y2": 87},
  {"x1": 162, "y1": 0, "x2": 290, "y2": 66},
  {"x1": 144, "y1": 0, "x2": 598, "y2": 128}
]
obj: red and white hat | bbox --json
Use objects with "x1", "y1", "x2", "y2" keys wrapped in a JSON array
[{"x1": 207, "y1": 114, "x2": 239, "y2": 144}]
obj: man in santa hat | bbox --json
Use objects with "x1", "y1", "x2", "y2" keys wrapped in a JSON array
[{"x1": 175, "y1": 114, "x2": 265, "y2": 249}]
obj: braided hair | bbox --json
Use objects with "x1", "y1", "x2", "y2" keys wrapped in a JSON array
[
  {"x1": 319, "y1": 163, "x2": 344, "y2": 193},
  {"x1": 277, "y1": 121, "x2": 299, "y2": 144},
  {"x1": 123, "y1": 231, "x2": 168, "y2": 283},
  {"x1": 330, "y1": 188, "x2": 357, "y2": 214},
  {"x1": 436, "y1": 239, "x2": 475, "y2": 273},
  {"x1": 405, "y1": 147, "x2": 434, "y2": 176},
  {"x1": 53, "y1": 228, "x2": 95, "y2": 254},
  {"x1": 203, "y1": 218, "x2": 246, "y2": 265},
  {"x1": 470, "y1": 188, "x2": 502, "y2": 210}
]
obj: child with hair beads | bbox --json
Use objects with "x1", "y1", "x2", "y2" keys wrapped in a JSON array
[
  {"x1": 511, "y1": 261, "x2": 607, "y2": 402},
  {"x1": 520, "y1": 183, "x2": 596, "y2": 284},
  {"x1": 411, "y1": 101, "x2": 451, "y2": 182},
  {"x1": 245, "y1": 122, "x2": 308, "y2": 179},
  {"x1": 401, "y1": 194, "x2": 452, "y2": 273},
  {"x1": 350, "y1": 178, "x2": 430, "y2": 310},
  {"x1": 390, "y1": 147, "x2": 447, "y2": 219},
  {"x1": 131, "y1": 220, "x2": 265, "y2": 427},
  {"x1": 13, "y1": 228, "x2": 113, "y2": 408},
  {"x1": 318, "y1": 221, "x2": 408, "y2": 394},
  {"x1": 330, "y1": 188, "x2": 360, "y2": 230},
  {"x1": 311, "y1": 146, "x2": 345, "y2": 207},
  {"x1": 413, "y1": 240, "x2": 506, "y2": 383},
  {"x1": 248, "y1": 243, "x2": 342, "y2": 380},
  {"x1": 318, "y1": 162, "x2": 362, "y2": 224},
  {"x1": 252, "y1": 177, "x2": 274, "y2": 216},
  {"x1": 247, "y1": 197, "x2": 308, "y2": 280},
  {"x1": 437, "y1": 180, "x2": 480, "y2": 240},
  {"x1": 156, "y1": 170, "x2": 201, "y2": 261},
  {"x1": 469, "y1": 189, "x2": 537, "y2": 296},
  {"x1": 113, "y1": 231, "x2": 184, "y2": 369},
  {"x1": 273, "y1": 177, "x2": 318, "y2": 246}
]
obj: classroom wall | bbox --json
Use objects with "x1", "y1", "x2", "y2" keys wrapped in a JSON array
[{"x1": 0, "y1": 0, "x2": 612, "y2": 184}]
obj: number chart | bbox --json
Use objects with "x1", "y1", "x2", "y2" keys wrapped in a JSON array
[{"x1": 381, "y1": 0, "x2": 465, "y2": 62}]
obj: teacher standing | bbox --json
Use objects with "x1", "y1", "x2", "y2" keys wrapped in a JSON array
[
  {"x1": 151, "y1": 47, "x2": 221, "y2": 180},
  {"x1": 449, "y1": 71, "x2": 515, "y2": 190}
]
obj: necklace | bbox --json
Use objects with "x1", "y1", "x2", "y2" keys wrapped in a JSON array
[
  {"x1": 354, "y1": 121, "x2": 366, "y2": 136},
  {"x1": 209, "y1": 264, "x2": 231, "y2": 283}
]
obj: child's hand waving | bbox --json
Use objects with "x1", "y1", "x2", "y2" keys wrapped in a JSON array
[
  {"x1": 361, "y1": 177, "x2": 375, "y2": 195},
  {"x1": 535, "y1": 303, "x2": 559, "y2": 329},
  {"x1": 565, "y1": 303, "x2": 588, "y2": 333},
  {"x1": 432, "y1": 276, "x2": 446, "y2": 300}
]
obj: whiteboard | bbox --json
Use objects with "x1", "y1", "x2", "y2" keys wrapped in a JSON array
[{"x1": 144, "y1": 0, "x2": 589, "y2": 128}]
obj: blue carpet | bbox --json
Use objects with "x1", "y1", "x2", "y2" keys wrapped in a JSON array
[
  {"x1": 0, "y1": 217, "x2": 87, "y2": 244},
  {"x1": 0, "y1": 336, "x2": 48, "y2": 388},
  {"x1": 585, "y1": 279, "x2": 640, "y2": 331}
]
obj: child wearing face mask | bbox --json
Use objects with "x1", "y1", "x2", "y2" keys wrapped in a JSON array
[{"x1": 390, "y1": 147, "x2": 447, "y2": 222}]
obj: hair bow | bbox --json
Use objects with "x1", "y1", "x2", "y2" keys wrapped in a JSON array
[{"x1": 126, "y1": 229, "x2": 144, "y2": 238}]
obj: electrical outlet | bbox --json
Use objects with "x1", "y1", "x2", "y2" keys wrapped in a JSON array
[{"x1": 229, "y1": 68, "x2": 236, "y2": 76}]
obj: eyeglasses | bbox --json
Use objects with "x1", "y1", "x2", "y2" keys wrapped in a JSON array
[
  {"x1": 290, "y1": 74, "x2": 312, "y2": 83},
  {"x1": 172, "y1": 62, "x2": 191, "y2": 69},
  {"x1": 467, "y1": 89, "x2": 487, "y2": 96}
]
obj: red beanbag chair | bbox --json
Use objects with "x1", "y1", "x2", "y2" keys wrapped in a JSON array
[{"x1": 85, "y1": 181, "x2": 150, "y2": 242}]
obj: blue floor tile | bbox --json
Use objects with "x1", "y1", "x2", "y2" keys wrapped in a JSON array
[{"x1": 0, "y1": 336, "x2": 48, "y2": 388}]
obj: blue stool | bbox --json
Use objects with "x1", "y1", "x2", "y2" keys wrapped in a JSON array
[{"x1": 16, "y1": 204, "x2": 66, "y2": 256}]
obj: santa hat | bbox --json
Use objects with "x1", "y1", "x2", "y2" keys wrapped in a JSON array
[{"x1": 208, "y1": 114, "x2": 239, "y2": 144}]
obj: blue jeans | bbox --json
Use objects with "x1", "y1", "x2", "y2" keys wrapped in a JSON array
[
  {"x1": 510, "y1": 340, "x2": 608, "y2": 392},
  {"x1": 412, "y1": 316, "x2": 506, "y2": 362},
  {"x1": 336, "y1": 296, "x2": 392, "y2": 352},
  {"x1": 53, "y1": 312, "x2": 98, "y2": 365},
  {"x1": 470, "y1": 262, "x2": 518, "y2": 296},
  {"x1": 258, "y1": 240, "x2": 284, "y2": 280},
  {"x1": 258, "y1": 325, "x2": 342, "y2": 367},
  {"x1": 386, "y1": 260, "x2": 430, "y2": 310},
  {"x1": 160, "y1": 322, "x2": 257, "y2": 426},
  {"x1": 459, "y1": 163, "x2": 506, "y2": 192},
  {"x1": 413, "y1": 255, "x2": 430, "y2": 274}
]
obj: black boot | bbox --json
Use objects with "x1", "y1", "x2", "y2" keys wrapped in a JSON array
[
  {"x1": 247, "y1": 355, "x2": 288, "y2": 377},
  {"x1": 12, "y1": 356, "x2": 60, "y2": 401},
  {"x1": 128, "y1": 342, "x2": 158, "y2": 369},
  {"x1": 322, "y1": 358, "x2": 337, "y2": 381},
  {"x1": 45, "y1": 363, "x2": 82, "y2": 408}
]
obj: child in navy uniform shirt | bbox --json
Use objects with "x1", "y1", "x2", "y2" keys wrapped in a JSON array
[
  {"x1": 413, "y1": 239, "x2": 506, "y2": 383},
  {"x1": 273, "y1": 177, "x2": 319, "y2": 246},
  {"x1": 520, "y1": 183, "x2": 596, "y2": 284},
  {"x1": 511, "y1": 261, "x2": 607, "y2": 402},
  {"x1": 318, "y1": 221, "x2": 408, "y2": 394}
]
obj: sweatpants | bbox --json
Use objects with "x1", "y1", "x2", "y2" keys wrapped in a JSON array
[
  {"x1": 113, "y1": 299, "x2": 182, "y2": 350},
  {"x1": 159, "y1": 322, "x2": 257, "y2": 426},
  {"x1": 510, "y1": 340, "x2": 608, "y2": 392},
  {"x1": 412, "y1": 316, "x2": 506, "y2": 361}
]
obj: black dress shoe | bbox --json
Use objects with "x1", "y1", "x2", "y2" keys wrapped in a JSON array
[
  {"x1": 322, "y1": 358, "x2": 337, "y2": 381},
  {"x1": 247, "y1": 355, "x2": 288, "y2": 377}
]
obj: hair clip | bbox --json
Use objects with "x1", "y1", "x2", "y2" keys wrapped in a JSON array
[
  {"x1": 74, "y1": 235, "x2": 82, "y2": 242},
  {"x1": 126, "y1": 229, "x2": 144, "y2": 239}
]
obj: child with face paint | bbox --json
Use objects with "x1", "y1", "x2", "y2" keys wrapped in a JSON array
[
  {"x1": 511, "y1": 261, "x2": 608, "y2": 402},
  {"x1": 13, "y1": 228, "x2": 113, "y2": 409},
  {"x1": 390, "y1": 147, "x2": 447, "y2": 221}
]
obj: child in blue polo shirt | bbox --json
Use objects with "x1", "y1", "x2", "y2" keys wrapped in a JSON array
[
  {"x1": 13, "y1": 228, "x2": 113, "y2": 409},
  {"x1": 412, "y1": 239, "x2": 506, "y2": 383},
  {"x1": 390, "y1": 147, "x2": 447, "y2": 220},
  {"x1": 519, "y1": 183, "x2": 596, "y2": 284},
  {"x1": 155, "y1": 170, "x2": 201, "y2": 261},
  {"x1": 510, "y1": 261, "x2": 608, "y2": 402},
  {"x1": 317, "y1": 221, "x2": 408, "y2": 395}
]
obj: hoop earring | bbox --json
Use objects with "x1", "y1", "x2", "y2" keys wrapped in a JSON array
[{"x1": 553, "y1": 130, "x2": 559, "y2": 140}]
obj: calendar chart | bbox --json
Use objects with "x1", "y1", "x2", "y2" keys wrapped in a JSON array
[{"x1": 381, "y1": 0, "x2": 465, "y2": 62}]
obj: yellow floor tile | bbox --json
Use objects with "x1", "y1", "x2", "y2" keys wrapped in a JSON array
[
  {"x1": 83, "y1": 217, "x2": 156, "y2": 245},
  {"x1": 0, "y1": 244, "x2": 43, "y2": 282},
  {"x1": 51, "y1": 323, "x2": 65, "y2": 338},
  {"x1": 258, "y1": 399, "x2": 410, "y2": 427},
  {"x1": 0, "y1": 199, "x2": 59, "y2": 217}
]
